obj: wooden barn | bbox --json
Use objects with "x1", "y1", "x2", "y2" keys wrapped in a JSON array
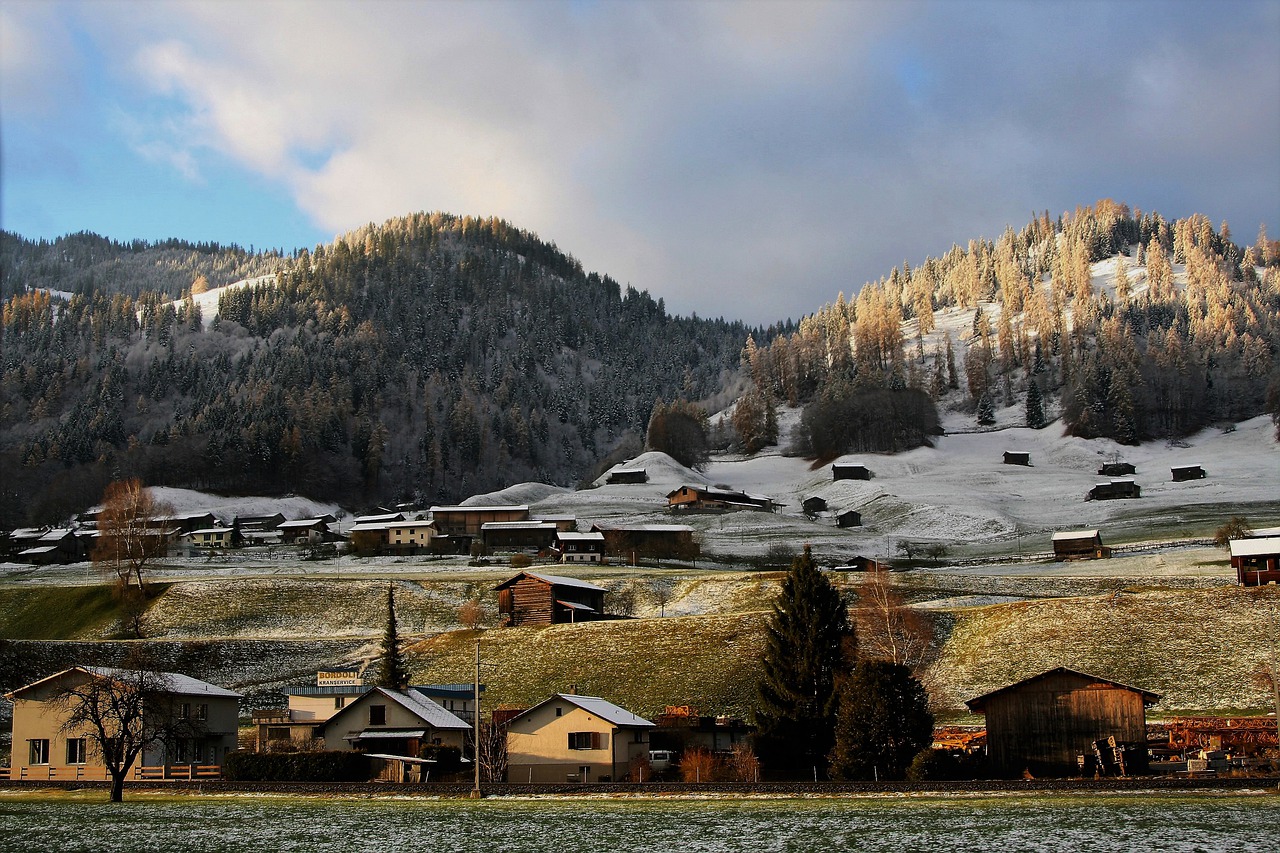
[
  {"x1": 481, "y1": 521, "x2": 559, "y2": 552},
  {"x1": 966, "y1": 668, "x2": 1160, "y2": 778},
  {"x1": 1002, "y1": 451, "x2": 1031, "y2": 466},
  {"x1": 430, "y1": 505, "x2": 530, "y2": 536},
  {"x1": 1230, "y1": 537, "x2": 1280, "y2": 586},
  {"x1": 836, "y1": 510, "x2": 862, "y2": 528},
  {"x1": 494, "y1": 571, "x2": 607, "y2": 626},
  {"x1": 1171, "y1": 464, "x2": 1206, "y2": 482},
  {"x1": 802, "y1": 496, "x2": 828, "y2": 515},
  {"x1": 606, "y1": 467, "x2": 648, "y2": 485},
  {"x1": 1098, "y1": 462, "x2": 1136, "y2": 477},
  {"x1": 832, "y1": 555, "x2": 889, "y2": 572},
  {"x1": 1087, "y1": 479, "x2": 1141, "y2": 501},
  {"x1": 832, "y1": 462, "x2": 872, "y2": 481},
  {"x1": 1052, "y1": 530, "x2": 1111, "y2": 561},
  {"x1": 666, "y1": 485, "x2": 777, "y2": 513},
  {"x1": 589, "y1": 524, "x2": 699, "y2": 562}
]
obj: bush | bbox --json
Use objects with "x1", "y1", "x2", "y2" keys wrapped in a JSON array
[
  {"x1": 222, "y1": 750, "x2": 372, "y2": 782},
  {"x1": 906, "y1": 748, "x2": 987, "y2": 781},
  {"x1": 510, "y1": 553, "x2": 532, "y2": 569}
]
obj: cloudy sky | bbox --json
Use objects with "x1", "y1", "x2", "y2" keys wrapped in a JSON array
[{"x1": 3, "y1": 0, "x2": 1278, "y2": 325}]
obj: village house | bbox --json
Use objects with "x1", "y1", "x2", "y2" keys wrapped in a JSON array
[
  {"x1": 16, "y1": 528, "x2": 84, "y2": 565},
  {"x1": 666, "y1": 485, "x2": 778, "y2": 513},
  {"x1": 318, "y1": 686, "x2": 471, "y2": 781},
  {"x1": 1171, "y1": 464, "x2": 1206, "y2": 482},
  {"x1": 1229, "y1": 536, "x2": 1280, "y2": 586},
  {"x1": 386, "y1": 519, "x2": 437, "y2": 554},
  {"x1": 347, "y1": 513, "x2": 405, "y2": 554},
  {"x1": 832, "y1": 462, "x2": 872, "y2": 481},
  {"x1": 589, "y1": 523, "x2": 699, "y2": 562},
  {"x1": 255, "y1": 670, "x2": 372, "y2": 751},
  {"x1": 966, "y1": 667, "x2": 1159, "y2": 778},
  {"x1": 650, "y1": 705, "x2": 753, "y2": 756},
  {"x1": 1087, "y1": 479, "x2": 1141, "y2": 501},
  {"x1": 494, "y1": 571, "x2": 607, "y2": 626},
  {"x1": 505, "y1": 694, "x2": 654, "y2": 783},
  {"x1": 1002, "y1": 451, "x2": 1031, "y2": 466},
  {"x1": 1098, "y1": 462, "x2": 1136, "y2": 477},
  {"x1": 1052, "y1": 530, "x2": 1111, "y2": 561},
  {"x1": 182, "y1": 526, "x2": 241, "y2": 551},
  {"x1": 276, "y1": 517, "x2": 337, "y2": 546},
  {"x1": 556, "y1": 531, "x2": 606, "y2": 564},
  {"x1": 7, "y1": 666, "x2": 240, "y2": 781}
]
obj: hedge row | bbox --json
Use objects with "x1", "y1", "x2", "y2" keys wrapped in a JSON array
[{"x1": 223, "y1": 751, "x2": 371, "y2": 782}]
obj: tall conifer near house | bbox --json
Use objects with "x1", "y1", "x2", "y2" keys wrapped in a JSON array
[
  {"x1": 1026, "y1": 380, "x2": 1046, "y2": 429},
  {"x1": 754, "y1": 545, "x2": 854, "y2": 778},
  {"x1": 376, "y1": 584, "x2": 409, "y2": 690}
]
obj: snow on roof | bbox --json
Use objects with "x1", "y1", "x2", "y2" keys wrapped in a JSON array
[
  {"x1": 558, "y1": 532, "x2": 604, "y2": 542},
  {"x1": 277, "y1": 518, "x2": 330, "y2": 529},
  {"x1": 1229, "y1": 537, "x2": 1280, "y2": 557},
  {"x1": 481, "y1": 521, "x2": 556, "y2": 530},
  {"x1": 8, "y1": 666, "x2": 246, "y2": 698},
  {"x1": 431, "y1": 505, "x2": 530, "y2": 513},
  {"x1": 19, "y1": 545, "x2": 60, "y2": 555},
  {"x1": 1248, "y1": 526, "x2": 1280, "y2": 538},
  {"x1": 353, "y1": 513, "x2": 404, "y2": 524},
  {"x1": 1052, "y1": 530, "x2": 1099, "y2": 540},
  {"x1": 187, "y1": 527, "x2": 233, "y2": 536},
  {"x1": 380, "y1": 687, "x2": 472, "y2": 730}
]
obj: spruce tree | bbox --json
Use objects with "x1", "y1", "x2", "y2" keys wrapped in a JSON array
[
  {"x1": 1025, "y1": 380, "x2": 1045, "y2": 429},
  {"x1": 754, "y1": 545, "x2": 854, "y2": 779},
  {"x1": 376, "y1": 584, "x2": 409, "y2": 690},
  {"x1": 976, "y1": 392, "x2": 995, "y2": 426},
  {"x1": 828, "y1": 659, "x2": 933, "y2": 781}
]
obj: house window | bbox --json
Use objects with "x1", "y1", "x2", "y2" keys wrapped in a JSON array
[
  {"x1": 335, "y1": 696, "x2": 346, "y2": 710},
  {"x1": 568, "y1": 732, "x2": 601, "y2": 750},
  {"x1": 66, "y1": 738, "x2": 87, "y2": 764},
  {"x1": 179, "y1": 702, "x2": 191, "y2": 719},
  {"x1": 29, "y1": 739, "x2": 50, "y2": 765},
  {"x1": 196, "y1": 703, "x2": 208, "y2": 721},
  {"x1": 555, "y1": 707, "x2": 562, "y2": 717},
  {"x1": 370, "y1": 705, "x2": 386, "y2": 725},
  {"x1": 266, "y1": 727, "x2": 291, "y2": 741}
]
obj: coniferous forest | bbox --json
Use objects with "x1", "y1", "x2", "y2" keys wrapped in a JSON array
[{"x1": 3, "y1": 201, "x2": 1279, "y2": 528}]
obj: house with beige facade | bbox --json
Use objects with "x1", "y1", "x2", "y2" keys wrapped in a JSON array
[
  {"x1": 318, "y1": 685, "x2": 471, "y2": 759},
  {"x1": 6, "y1": 666, "x2": 240, "y2": 781},
  {"x1": 506, "y1": 694, "x2": 654, "y2": 783}
]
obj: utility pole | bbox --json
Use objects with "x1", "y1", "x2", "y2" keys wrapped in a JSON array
[{"x1": 471, "y1": 639, "x2": 482, "y2": 798}]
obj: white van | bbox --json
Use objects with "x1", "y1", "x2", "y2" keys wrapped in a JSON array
[{"x1": 648, "y1": 750, "x2": 676, "y2": 772}]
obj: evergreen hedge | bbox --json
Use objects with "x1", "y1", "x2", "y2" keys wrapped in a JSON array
[{"x1": 222, "y1": 751, "x2": 372, "y2": 782}]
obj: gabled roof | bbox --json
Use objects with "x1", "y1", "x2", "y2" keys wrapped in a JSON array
[
  {"x1": 493, "y1": 571, "x2": 606, "y2": 593},
  {"x1": 508, "y1": 694, "x2": 654, "y2": 729},
  {"x1": 430, "y1": 505, "x2": 529, "y2": 514},
  {"x1": 590, "y1": 523, "x2": 694, "y2": 533},
  {"x1": 277, "y1": 518, "x2": 331, "y2": 530},
  {"x1": 324, "y1": 686, "x2": 471, "y2": 732},
  {"x1": 557, "y1": 532, "x2": 605, "y2": 542},
  {"x1": 1052, "y1": 529, "x2": 1100, "y2": 541},
  {"x1": 965, "y1": 667, "x2": 1160, "y2": 712},
  {"x1": 6, "y1": 666, "x2": 240, "y2": 700},
  {"x1": 1229, "y1": 536, "x2": 1280, "y2": 557}
]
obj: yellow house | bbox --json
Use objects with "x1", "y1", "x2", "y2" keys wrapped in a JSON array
[
  {"x1": 506, "y1": 694, "x2": 654, "y2": 783},
  {"x1": 6, "y1": 666, "x2": 240, "y2": 781}
]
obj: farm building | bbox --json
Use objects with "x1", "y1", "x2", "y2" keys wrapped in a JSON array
[
  {"x1": 277, "y1": 517, "x2": 337, "y2": 546},
  {"x1": 1052, "y1": 530, "x2": 1111, "y2": 561},
  {"x1": 965, "y1": 667, "x2": 1160, "y2": 778},
  {"x1": 1087, "y1": 479, "x2": 1141, "y2": 501},
  {"x1": 385, "y1": 519, "x2": 438, "y2": 554},
  {"x1": 1229, "y1": 537, "x2": 1280, "y2": 586},
  {"x1": 480, "y1": 521, "x2": 558, "y2": 553},
  {"x1": 494, "y1": 571, "x2": 607, "y2": 626},
  {"x1": 832, "y1": 555, "x2": 889, "y2": 572},
  {"x1": 1170, "y1": 464, "x2": 1206, "y2": 482},
  {"x1": 832, "y1": 462, "x2": 872, "y2": 481},
  {"x1": 802, "y1": 496, "x2": 828, "y2": 514},
  {"x1": 506, "y1": 694, "x2": 654, "y2": 783},
  {"x1": 666, "y1": 485, "x2": 778, "y2": 513},
  {"x1": 589, "y1": 524, "x2": 699, "y2": 562},
  {"x1": 1098, "y1": 462, "x2": 1136, "y2": 476},
  {"x1": 606, "y1": 467, "x2": 648, "y2": 485},
  {"x1": 318, "y1": 686, "x2": 471, "y2": 781},
  {"x1": 16, "y1": 528, "x2": 84, "y2": 565},
  {"x1": 1002, "y1": 451, "x2": 1031, "y2": 466},
  {"x1": 556, "y1": 531, "x2": 606, "y2": 564},
  {"x1": 836, "y1": 510, "x2": 862, "y2": 528},
  {"x1": 429, "y1": 505, "x2": 530, "y2": 536}
]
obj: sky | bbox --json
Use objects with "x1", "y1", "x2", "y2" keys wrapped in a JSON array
[{"x1": 3, "y1": 0, "x2": 1278, "y2": 326}]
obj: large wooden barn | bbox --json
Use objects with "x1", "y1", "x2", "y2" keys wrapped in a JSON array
[
  {"x1": 1170, "y1": 464, "x2": 1206, "y2": 482},
  {"x1": 832, "y1": 462, "x2": 872, "y2": 481},
  {"x1": 589, "y1": 523, "x2": 698, "y2": 562},
  {"x1": 966, "y1": 667, "x2": 1160, "y2": 778},
  {"x1": 1098, "y1": 462, "x2": 1136, "y2": 477},
  {"x1": 1229, "y1": 537, "x2": 1280, "y2": 586},
  {"x1": 494, "y1": 571, "x2": 607, "y2": 626},
  {"x1": 1087, "y1": 479, "x2": 1141, "y2": 501}
]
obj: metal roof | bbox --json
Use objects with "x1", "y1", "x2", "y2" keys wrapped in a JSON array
[
  {"x1": 494, "y1": 571, "x2": 606, "y2": 592},
  {"x1": 5, "y1": 666, "x2": 241, "y2": 700},
  {"x1": 1229, "y1": 537, "x2": 1280, "y2": 557},
  {"x1": 965, "y1": 667, "x2": 1160, "y2": 712},
  {"x1": 1052, "y1": 530, "x2": 1099, "y2": 540},
  {"x1": 509, "y1": 694, "x2": 654, "y2": 729}
]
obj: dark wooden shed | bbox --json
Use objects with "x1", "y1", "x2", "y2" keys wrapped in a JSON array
[
  {"x1": 802, "y1": 496, "x2": 828, "y2": 515},
  {"x1": 1098, "y1": 462, "x2": 1136, "y2": 476},
  {"x1": 494, "y1": 571, "x2": 606, "y2": 626},
  {"x1": 1087, "y1": 479, "x2": 1141, "y2": 501},
  {"x1": 1052, "y1": 530, "x2": 1111, "y2": 561},
  {"x1": 589, "y1": 523, "x2": 699, "y2": 562},
  {"x1": 606, "y1": 467, "x2": 648, "y2": 485},
  {"x1": 832, "y1": 463, "x2": 872, "y2": 481},
  {"x1": 966, "y1": 667, "x2": 1160, "y2": 778},
  {"x1": 1002, "y1": 451, "x2": 1031, "y2": 466},
  {"x1": 836, "y1": 510, "x2": 862, "y2": 528},
  {"x1": 1170, "y1": 464, "x2": 1206, "y2": 482}
]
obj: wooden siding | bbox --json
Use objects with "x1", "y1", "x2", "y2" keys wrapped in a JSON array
[{"x1": 975, "y1": 672, "x2": 1150, "y2": 778}]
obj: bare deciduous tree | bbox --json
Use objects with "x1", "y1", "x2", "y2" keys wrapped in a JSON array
[
  {"x1": 458, "y1": 598, "x2": 485, "y2": 631},
  {"x1": 474, "y1": 720, "x2": 509, "y2": 783},
  {"x1": 854, "y1": 570, "x2": 934, "y2": 672},
  {"x1": 92, "y1": 479, "x2": 173, "y2": 594}
]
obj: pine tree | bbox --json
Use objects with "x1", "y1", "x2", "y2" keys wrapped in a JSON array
[
  {"x1": 976, "y1": 392, "x2": 995, "y2": 426},
  {"x1": 828, "y1": 660, "x2": 933, "y2": 781},
  {"x1": 754, "y1": 545, "x2": 854, "y2": 778},
  {"x1": 376, "y1": 584, "x2": 409, "y2": 690},
  {"x1": 1025, "y1": 380, "x2": 1045, "y2": 429}
]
